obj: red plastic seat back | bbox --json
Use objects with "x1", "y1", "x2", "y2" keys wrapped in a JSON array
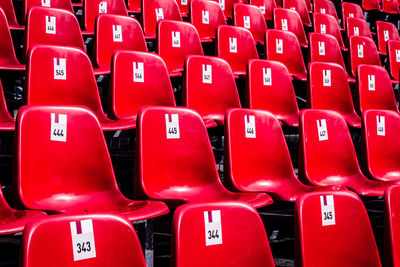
[
  {"x1": 314, "y1": 0, "x2": 339, "y2": 21},
  {"x1": 299, "y1": 109, "x2": 361, "y2": 185},
  {"x1": 313, "y1": 13, "x2": 345, "y2": 49},
  {"x1": 265, "y1": 29, "x2": 306, "y2": 78},
  {"x1": 0, "y1": 80, "x2": 13, "y2": 124},
  {"x1": 346, "y1": 17, "x2": 373, "y2": 40},
  {"x1": 309, "y1": 33, "x2": 345, "y2": 69},
  {"x1": 357, "y1": 65, "x2": 398, "y2": 113},
  {"x1": 283, "y1": 0, "x2": 311, "y2": 26},
  {"x1": 247, "y1": 59, "x2": 299, "y2": 120},
  {"x1": 15, "y1": 106, "x2": 119, "y2": 210},
  {"x1": 249, "y1": 0, "x2": 276, "y2": 20},
  {"x1": 385, "y1": 185, "x2": 400, "y2": 267},
  {"x1": 25, "y1": 45, "x2": 106, "y2": 120},
  {"x1": 190, "y1": 0, "x2": 226, "y2": 40},
  {"x1": 24, "y1": 0, "x2": 73, "y2": 22},
  {"x1": 349, "y1": 35, "x2": 381, "y2": 77},
  {"x1": 217, "y1": 25, "x2": 258, "y2": 74},
  {"x1": 209, "y1": 0, "x2": 236, "y2": 19},
  {"x1": 142, "y1": 0, "x2": 182, "y2": 36},
  {"x1": 172, "y1": 201, "x2": 275, "y2": 267},
  {"x1": 25, "y1": 7, "x2": 85, "y2": 56},
  {"x1": 83, "y1": 0, "x2": 128, "y2": 33},
  {"x1": 0, "y1": 8, "x2": 20, "y2": 66},
  {"x1": 308, "y1": 62, "x2": 356, "y2": 116},
  {"x1": 273, "y1": 8, "x2": 308, "y2": 46},
  {"x1": 156, "y1": 20, "x2": 203, "y2": 73},
  {"x1": 388, "y1": 40, "x2": 400, "y2": 80},
  {"x1": 0, "y1": 0, "x2": 21, "y2": 27},
  {"x1": 382, "y1": 0, "x2": 399, "y2": 13},
  {"x1": 295, "y1": 191, "x2": 381, "y2": 267},
  {"x1": 342, "y1": 2, "x2": 364, "y2": 26},
  {"x1": 362, "y1": 0, "x2": 380, "y2": 10},
  {"x1": 233, "y1": 3, "x2": 267, "y2": 44},
  {"x1": 376, "y1": 21, "x2": 400, "y2": 54},
  {"x1": 110, "y1": 51, "x2": 175, "y2": 120},
  {"x1": 21, "y1": 213, "x2": 146, "y2": 267},
  {"x1": 362, "y1": 110, "x2": 400, "y2": 181},
  {"x1": 183, "y1": 55, "x2": 241, "y2": 119},
  {"x1": 94, "y1": 14, "x2": 147, "y2": 69},
  {"x1": 225, "y1": 108, "x2": 297, "y2": 191}
]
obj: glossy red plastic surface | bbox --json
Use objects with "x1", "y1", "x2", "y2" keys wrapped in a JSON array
[
  {"x1": 308, "y1": 62, "x2": 361, "y2": 127},
  {"x1": 172, "y1": 201, "x2": 275, "y2": 267},
  {"x1": 83, "y1": 0, "x2": 127, "y2": 33},
  {"x1": 313, "y1": 13, "x2": 345, "y2": 50},
  {"x1": 249, "y1": 0, "x2": 276, "y2": 20},
  {"x1": 183, "y1": 55, "x2": 241, "y2": 128},
  {"x1": 265, "y1": 29, "x2": 307, "y2": 81},
  {"x1": 384, "y1": 185, "x2": 400, "y2": 267},
  {"x1": 94, "y1": 14, "x2": 147, "y2": 70},
  {"x1": 190, "y1": 0, "x2": 226, "y2": 42},
  {"x1": 0, "y1": 0, "x2": 23, "y2": 29},
  {"x1": 309, "y1": 33, "x2": 346, "y2": 70},
  {"x1": 299, "y1": 109, "x2": 399, "y2": 196},
  {"x1": 24, "y1": 0, "x2": 73, "y2": 23},
  {"x1": 15, "y1": 105, "x2": 169, "y2": 220},
  {"x1": 156, "y1": 20, "x2": 203, "y2": 77},
  {"x1": 217, "y1": 25, "x2": 258, "y2": 76},
  {"x1": 376, "y1": 21, "x2": 400, "y2": 54},
  {"x1": 357, "y1": 65, "x2": 398, "y2": 113},
  {"x1": 349, "y1": 35, "x2": 381, "y2": 77},
  {"x1": 283, "y1": 0, "x2": 311, "y2": 26},
  {"x1": 342, "y1": 2, "x2": 364, "y2": 28},
  {"x1": 388, "y1": 40, "x2": 400, "y2": 80},
  {"x1": 382, "y1": 0, "x2": 399, "y2": 13},
  {"x1": 175, "y1": 0, "x2": 189, "y2": 16},
  {"x1": 0, "y1": 79, "x2": 15, "y2": 130},
  {"x1": 127, "y1": 0, "x2": 140, "y2": 12},
  {"x1": 25, "y1": 7, "x2": 85, "y2": 57},
  {"x1": 109, "y1": 51, "x2": 175, "y2": 122},
  {"x1": 295, "y1": 191, "x2": 381, "y2": 267},
  {"x1": 362, "y1": 110, "x2": 400, "y2": 182},
  {"x1": 142, "y1": 0, "x2": 182, "y2": 37},
  {"x1": 273, "y1": 8, "x2": 307, "y2": 47},
  {"x1": 25, "y1": 45, "x2": 136, "y2": 130},
  {"x1": 346, "y1": 17, "x2": 373, "y2": 41},
  {"x1": 362, "y1": 0, "x2": 381, "y2": 10},
  {"x1": 134, "y1": 106, "x2": 273, "y2": 208},
  {"x1": 233, "y1": 3, "x2": 267, "y2": 45},
  {"x1": 314, "y1": 0, "x2": 339, "y2": 21},
  {"x1": 20, "y1": 213, "x2": 146, "y2": 266},
  {"x1": 225, "y1": 108, "x2": 342, "y2": 202},
  {"x1": 209, "y1": 0, "x2": 236, "y2": 19},
  {"x1": 246, "y1": 59, "x2": 299, "y2": 126}
]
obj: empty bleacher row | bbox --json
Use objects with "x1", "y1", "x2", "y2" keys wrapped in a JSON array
[{"x1": 0, "y1": 0, "x2": 398, "y2": 265}]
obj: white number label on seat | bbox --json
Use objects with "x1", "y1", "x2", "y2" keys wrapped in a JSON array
[
  {"x1": 357, "y1": 44, "x2": 364, "y2": 58},
  {"x1": 202, "y1": 10, "x2": 209, "y2": 24},
  {"x1": 317, "y1": 119, "x2": 328, "y2": 141},
  {"x1": 349, "y1": 13, "x2": 354, "y2": 18},
  {"x1": 368, "y1": 74, "x2": 375, "y2": 91},
  {"x1": 45, "y1": 16, "x2": 56, "y2": 34},
  {"x1": 259, "y1": 5, "x2": 265, "y2": 14},
  {"x1": 204, "y1": 210, "x2": 222, "y2": 246},
  {"x1": 243, "y1": 16, "x2": 250, "y2": 29},
  {"x1": 244, "y1": 115, "x2": 256, "y2": 138},
  {"x1": 320, "y1": 8, "x2": 325, "y2": 13},
  {"x1": 112, "y1": 25, "x2": 122, "y2": 42},
  {"x1": 99, "y1": 2, "x2": 107, "y2": 13},
  {"x1": 353, "y1": 27, "x2": 359, "y2": 36},
  {"x1": 51, "y1": 113, "x2": 67, "y2": 142},
  {"x1": 318, "y1": 41, "x2": 325, "y2": 55},
  {"x1": 320, "y1": 195, "x2": 336, "y2": 226},
  {"x1": 263, "y1": 67, "x2": 271, "y2": 85},
  {"x1": 133, "y1": 62, "x2": 144, "y2": 82},
  {"x1": 396, "y1": 49, "x2": 400, "y2": 62},
  {"x1": 276, "y1": 39, "x2": 283, "y2": 54},
  {"x1": 289, "y1": 6, "x2": 295, "y2": 10},
  {"x1": 320, "y1": 24, "x2": 326, "y2": 34},
  {"x1": 202, "y1": 64, "x2": 212, "y2": 84},
  {"x1": 229, "y1": 37, "x2": 237, "y2": 53},
  {"x1": 219, "y1": 0, "x2": 225, "y2": 10},
  {"x1": 54, "y1": 58, "x2": 66, "y2": 80},
  {"x1": 70, "y1": 219, "x2": 96, "y2": 261},
  {"x1": 165, "y1": 114, "x2": 180, "y2": 139},
  {"x1": 41, "y1": 0, "x2": 50, "y2": 7},
  {"x1": 377, "y1": 115, "x2": 385, "y2": 136},
  {"x1": 155, "y1": 8, "x2": 164, "y2": 20},
  {"x1": 172, "y1": 31, "x2": 180, "y2": 47},
  {"x1": 323, "y1": 69, "x2": 331, "y2": 86},
  {"x1": 181, "y1": 0, "x2": 187, "y2": 5},
  {"x1": 384, "y1": 30, "x2": 389, "y2": 41},
  {"x1": 281, "y1": 19, "x2": 288, "y2": 31}
]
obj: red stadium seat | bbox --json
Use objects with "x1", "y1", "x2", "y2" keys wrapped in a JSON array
[
  {"x1": 20, "y1": 213, "x2": 146, "y2": 266},
  {"x1": 265, "y1": 29, "x2": 307, "y2": 81},
  {"x1": 156, "y1": 20, "x2": 203, "y2": 77},
  {"x1": 349, "y1": 35, "x2": 381, "y2": 77},
  {"x1": 246, "y1": 59, "x2": 299, "y2": 126},
  {"x1": 127, "y1": 0, "x2": 140, "y2": 13},
  {"x1": 94, "y1": 14, "x2": 147, "y2": 73},
  {"x1": 183, "y1": 55, "x2": 241, "y2": 128},
  {"x1": 190, "y1": 0, "x2": 226, "y2": 42},
  {"x1": 171, "y1": 201, "x2": 275, "y2": 267},
  {"x1": 273, "y1": 7, "x2": 308, "y2": 48},
  {"x1": 142, "y1": 0, "x2": 182, "y2": 38},
  {"x1": 342, "y1": 2, "x2": 364, "y2": 28},
  {"x1": 314, "y1": 0, "x2": 339, "y2": 22},
  {"x1": 217, "y1": 25, "x2": 258, "y2": 77},
  {"x1": 225, "y1": 108, "x2": 341, "y2": 201},
  {"x1": 388, "y1": 40, "x2": 400, "y2": 81},
  {"x1": 134, "y1": 106, "x2": 274, "y2": 208},
  {"x1": 313, "y1": 13, "x2": 345, "y2": 50},
  {"x1": 299, "y1": 109, "x2": 398, "y2": 196},
  {"x1": 362, "y1": 0, "x2": 381, "y2": 11},
  {"x1": 346, "y1": 17, "x2": 373, "y2": 41},
  {"x1": 0, "y1": 0, "x2": 24, "y2": 29},
  {"x1": 308, "y1": 62, "x2": 361, "y2": 128},
  {"x1": 283, "y1": 0, "x2": 312, "y2": 27},
  {"x1": 382, "y1": 0, "x2": 399, "y2": 14},
  {"x1": 357, "y1": 65, "x2": 398, "y2": 113},
  {"x1": 362, "y1": 110, "x2": 400, "y2": 181},
  {"x1": 24, "y1": 0, "x2": 74, "y2": 24},
  {"x1": 109, "y1": 51, "x2": 175, "y2": 123},
  {"x1": 212, "y1": 0, "x2": 237, "y2": 19},
  {"x1": 0, "y1": 79, "x2": 15, "y2": 130},
  {"x1": 14, "y1": 105, "x2": 169, "y2": 220},
  {"x1": 83, "y1": 0, "x2": 128, "y2": 34},
  {"x1": 25, "y1": 45, "x2": 137, "y2": 130},
  {"x1": 249, "y1": 0, "x2": 276, "y2": 21},
  {"x1": 295, "y1": 191, "x2": 381, "y2": 266},
  {"x1": 233, "y1": 3, "x2": 267, "y2": 45},
  {"x1": 376, "y1": 21, "x2": 400, "y2": 55},
  {"x1": 384, "y1": 185, "x2": 400, "y2": 267}
]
